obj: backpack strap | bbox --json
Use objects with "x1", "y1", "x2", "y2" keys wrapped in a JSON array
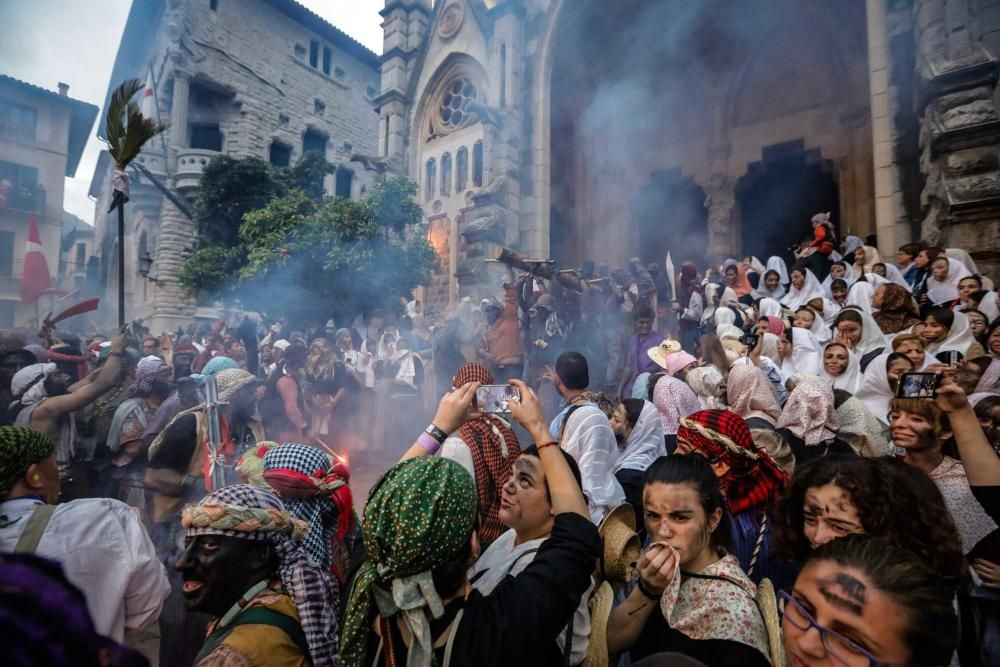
[
  {"x1": 13, "y1": 504, "x2": 56, "y2": 554},
  {"x1": 194, "y1": 606, "x2": 310, "y2": 664}
]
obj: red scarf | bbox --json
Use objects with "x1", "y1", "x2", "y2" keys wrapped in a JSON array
[{"x1": 677, "y1": 410, "x2": 788, "y2": 515}]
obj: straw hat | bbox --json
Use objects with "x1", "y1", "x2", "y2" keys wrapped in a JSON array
[
  {"x1": 596, "y1": 503, "x2": 641, "y2": 583},
  {"x1": 755, "y1": 578, "x2": 786, "y2": 667},
  {"x1": 582, "y1": 581, "x2": 614, "y2": 667},
  {"x1": 646, "y1": 339, "x2": 683, "y2": 373}
]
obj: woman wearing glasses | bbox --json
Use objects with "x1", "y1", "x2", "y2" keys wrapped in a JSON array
[{"x1": 782, "y1": 534, "x2": 958, "y2": 666}]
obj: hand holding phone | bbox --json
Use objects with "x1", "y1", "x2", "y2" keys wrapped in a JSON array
[
  {"x1": 896, "y1": 372, "x2": 941, "y2": 399},
  {"x1": 476, "y1": 384, "x2": 521, "y2": 414}
]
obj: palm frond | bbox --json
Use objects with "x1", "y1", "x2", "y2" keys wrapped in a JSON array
[{"x1": 103, "y1": 79, "x2": 167, "y2": 169}]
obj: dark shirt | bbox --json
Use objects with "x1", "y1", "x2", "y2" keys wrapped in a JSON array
[
  {"x1": 365, "y1": 512, "x2": 601, "y2": 667},
  {"x1": 779, "y1": 428, "x2": 856, "y2": 465},
  {"x1": 147, "y1": 413, "x2": 197, "y2": 473},
  {"x1": 972, "y1": 486, "x2": 1000, "y2": 524},
  {"x1": 632, "y1": 609, "x2": 770, "y2": 666}
]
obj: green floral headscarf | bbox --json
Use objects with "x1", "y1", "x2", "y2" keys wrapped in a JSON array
[
  {"x1": 0, "y1": 426, "x2": 54, "y2": 499},
  {"x1": 341, "y1": 456, "x2": 476, "y2": 667}
]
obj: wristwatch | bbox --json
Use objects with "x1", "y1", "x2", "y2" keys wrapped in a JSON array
[{"x1": 424, "y1": 423, "x2": 449, "y2": 444}]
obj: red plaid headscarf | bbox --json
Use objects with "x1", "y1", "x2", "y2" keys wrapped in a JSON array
[
  {"x1": 452, "y1": 362, "x2": 521, "y2": 547},
  {"x1": 677, "y1": 409, "x2": 788, "y2": 515}
]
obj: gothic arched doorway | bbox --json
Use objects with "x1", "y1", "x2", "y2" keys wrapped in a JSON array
[{"x1": 737, "y1": 141, "x2": 840, "y2": 261}]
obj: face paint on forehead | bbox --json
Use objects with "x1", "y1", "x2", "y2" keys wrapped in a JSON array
[{"x1": 817, "y1": 573, "x2": 867, "y2": 616}]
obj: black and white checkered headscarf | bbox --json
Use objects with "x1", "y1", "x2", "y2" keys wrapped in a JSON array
[{"x1": 183, "y1": 484, "x2": 338, "y2": 667}]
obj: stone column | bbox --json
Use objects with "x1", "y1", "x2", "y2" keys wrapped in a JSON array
[
  {"x1": 704, "y1": 175, "x2": 738, "y2": 260},
  {"x1": 169, "y1": 71, "x2": 190, "y2": 161},
  {"x1": 148, "y1": 196, "x2": 197, "y2": 333},
  {"x1": 914, "y1": 0, "x2": 1000, "y2": 277},
  {"x1": 867, "y1": 0, "x2": 901, "y2": 252}
]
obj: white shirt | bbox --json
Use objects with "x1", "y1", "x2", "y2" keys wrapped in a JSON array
[
  {"x1": 550, "y1": 404, "x2": 626, "y2": 523},
  {"x1": 0, "y1": 497, "x2": 170, "y2": 641}
]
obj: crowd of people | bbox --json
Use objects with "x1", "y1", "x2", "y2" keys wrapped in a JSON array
[{"x1": 1, "y1": 212, "x2": 1000, "y2": 666}]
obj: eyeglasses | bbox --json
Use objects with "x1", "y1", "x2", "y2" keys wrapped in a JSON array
[{"x1": 778, "y1": 590, "x2": 882, "y2": 667}]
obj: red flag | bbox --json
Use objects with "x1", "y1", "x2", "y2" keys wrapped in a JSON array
[{"x1": 20, "y1": 215, "x2": 53, "y2": 304}]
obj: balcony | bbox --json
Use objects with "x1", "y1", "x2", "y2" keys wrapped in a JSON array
[
  {"x1": 174, "y1": 148, "x2": 220, "y2": 195},
  {"x1": 0, "y1": 184, "x2": 45, "y2": 215}
]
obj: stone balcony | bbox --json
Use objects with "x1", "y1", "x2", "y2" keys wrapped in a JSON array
[{"x1": 174, "y1": 148, "x2": 221, "y2": 195}]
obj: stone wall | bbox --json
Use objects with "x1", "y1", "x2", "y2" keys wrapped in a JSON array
[{"x1": 93, "y1": 0, "x2": 381, "y2": 332}]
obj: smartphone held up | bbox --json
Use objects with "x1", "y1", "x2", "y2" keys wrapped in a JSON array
[{"x1": 476, "y1": 384, "x2": 521, "y2": 414}]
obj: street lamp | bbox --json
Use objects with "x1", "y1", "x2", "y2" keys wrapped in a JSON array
[{"x1": 138, "y1": 249, "x2": 153, "y2": 278}]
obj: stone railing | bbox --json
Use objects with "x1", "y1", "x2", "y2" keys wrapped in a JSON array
[{"x1": 174, "y1": 148, "x2": 221, "y2": 194}]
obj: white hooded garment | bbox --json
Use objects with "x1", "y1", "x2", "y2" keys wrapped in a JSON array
[
  {"x1": 927, "y1": 258, "x2": 972, "y2": 305},
  {"x1": 783, "y1": 268, "x2": 825, "y2": 310},
  {"x1": 613, "y1": 400, "x2": 666, "y2": 473},
  {"x1": 925, "y1": 310, "x2": 978, "y2": 357}
]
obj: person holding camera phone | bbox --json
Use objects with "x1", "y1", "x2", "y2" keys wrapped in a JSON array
[
  {"x1": 890, "y1": 376, "x2": 1000, "y2": 664},
  {"x1": 433, "y1": 362, "x2": 522, "y2": 549}
]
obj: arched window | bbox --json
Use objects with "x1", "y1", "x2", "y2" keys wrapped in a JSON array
[
  {"x1": 472, "y1": 141, "x2": 483, "y2": 187},
  {"x1": 440, "y1": 152, "x2": 452, "y2": 197},
  {"x1": 456, "y1": 147, "x2": 468, "y2": 192},
  {"x1": 425, "y1": 158, "x2": 436, "y2": 202}
]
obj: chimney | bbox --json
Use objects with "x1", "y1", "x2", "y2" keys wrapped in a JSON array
[{"x1": 57, "y1": 82, "x2": 69, "y2": 96}]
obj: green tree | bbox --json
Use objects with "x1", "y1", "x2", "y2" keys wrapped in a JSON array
[
  {"x1": 180, "y1": 152, "x2": 336, "y2": 297},
  {"x1": 180, "y1": 174, "x2": 435, "y2": 321}
]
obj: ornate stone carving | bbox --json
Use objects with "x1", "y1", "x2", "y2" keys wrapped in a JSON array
[
  {"x1": 427, "y1": 63, "x2": 482, "y2": 141},
  {"x1": 438, "y1": 3, "x2": 465, "y2": 40}
]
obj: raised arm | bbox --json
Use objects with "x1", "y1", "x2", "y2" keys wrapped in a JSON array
[
  {"x1": 508, "y1": 379, "x2": 589, "y2": 519},
  {"x1": 398, "y1": 381, "x2": 479, "y2": 463},
  {"x1": 35, "y1": 334, "x2": 126, "y2": 422},
  {"x1": 936, "y1": 382, "x2": 1000, "y2": 486}
]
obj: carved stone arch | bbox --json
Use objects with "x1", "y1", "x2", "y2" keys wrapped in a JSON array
[
  {"x1": 416, "y1": 55, "x2": 489, "y2": 141},
  {"x1": 409, "y1": 53, "x2": 489, "y2": 181},
  {"x1": 723, "y1": 3, "x2": 863, "y2": 130}
]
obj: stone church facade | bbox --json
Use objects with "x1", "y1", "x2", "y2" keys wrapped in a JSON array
[
  {"x1": 379, "y1": 0, "x2": 1000, "y2": 314},
  {"x1": 90, "y1": 0, "x2": 380, "y2": 333}
]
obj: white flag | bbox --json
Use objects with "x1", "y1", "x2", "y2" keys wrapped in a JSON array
[{"x1": 141, "y1": 70, "x2": 156, "y2": 119}]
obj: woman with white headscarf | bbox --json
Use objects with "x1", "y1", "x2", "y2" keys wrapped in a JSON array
[
  {"x1": 714, "y1": 307, "x2": 737, "y2": 336},
  {"x1": 833, "y1": 306, "x2": 888, "y2": 371},
  {"x1": 926, "y1": 256, "x2": 972, "y2": 305},
  {"x1": 751, "y1": 269, "x2": 786, "y2": 302},
  {"x1": 846, "y1": 280, "x2": 876, "y2": 315},
  {"x1": 758, "y1": 297, "x2": 783, "y2": 319},
  {"x1": 921, "y1": 308, "x2": 986, "y2": 359},
  {"x1": 855, "y1": 351, "x2": 914, "y2": 425},
  {"x1": 851, "y1": 244, "x2": 882, "y2": 275},
  {"x1": 767, "y1": 255, "x2": 790, "y2": 285},
  {"x1": 775, "y1": 327, "x2": 824, "y2": 379},
  {"x1": 782, "y1": 266, "x2": 824, "y2": 310},
  {"x1": 842, "y1": 235, "x2": 864, "y2": 257},
  {"x1": 610, "y1": 398, "x2": 666, "y2": 522},
  {"x1": 821, "y1": 260, "x2": 855, "y2": 299},
  {"x1": 819, "y1": 342, "x2": 861, "y2": 393},
  {"x1": 882, "y1": 263, "x2": 911, "y2": 291},
  {"x1": 793, "y1": 305, "x2": 832, "y2": 346}
]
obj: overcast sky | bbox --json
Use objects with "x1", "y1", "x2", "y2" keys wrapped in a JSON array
[{"x1": 0, "y1": 0, "x2": 384, "y2": 225}]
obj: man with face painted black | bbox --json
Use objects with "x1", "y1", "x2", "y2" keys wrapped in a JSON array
[{"x1": 176, "y1": 485, "x2": 337, "y2": 666}]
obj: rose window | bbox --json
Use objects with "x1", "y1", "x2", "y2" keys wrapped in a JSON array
[{"x1": 439, "y1": 78, "x2": 477, "y2": 128}]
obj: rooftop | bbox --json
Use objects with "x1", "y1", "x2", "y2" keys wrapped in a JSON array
[{"x1": 0, "y1": 74, "x2": 99, "y2": 177}]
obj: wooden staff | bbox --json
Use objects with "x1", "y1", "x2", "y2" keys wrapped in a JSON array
[{"x1": 492, "y1": 247, "x2": 587, "y2": 292}]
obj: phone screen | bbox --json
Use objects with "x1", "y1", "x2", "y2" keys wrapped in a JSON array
[
  {"x1": 476, "y1": 385, "x2": 521, "y2": 413},
  {"x1": 896, "y1": 372, "x2": 940, "y2": 399}
]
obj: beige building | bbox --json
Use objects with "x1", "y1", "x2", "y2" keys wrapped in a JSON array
[
  {"x1": 378, "y1": 0, "x2": 1000, "y2": 313},
  {"x1": 0, "y1": 75, "x2": 96, "y2": 328},
  {"x1": 59, "y1": 212, "x2": 96, "y2": 294},
  {"x1": 90, "y1": 0, "x2": 381, "y2": 333}
]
